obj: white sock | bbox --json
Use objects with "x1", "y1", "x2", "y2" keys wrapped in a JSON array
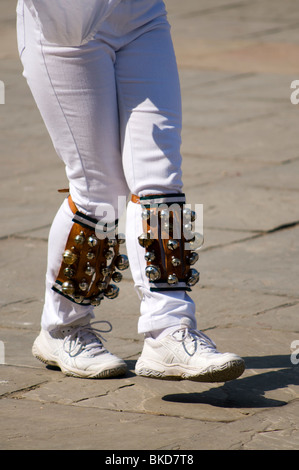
[{"x1": 146, "y1": 325, "x2": 181, "y2": 341}]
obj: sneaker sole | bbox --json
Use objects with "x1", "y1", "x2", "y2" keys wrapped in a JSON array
[
  {"x1": 135, "y1": 358, "x2": 245, "y2": 383},
  {"x1": 32, "y1": 341, "x2": 127, "y2": 379}
]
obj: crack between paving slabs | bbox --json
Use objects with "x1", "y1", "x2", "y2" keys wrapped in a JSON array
[
  {"x1": 72, "y1": 383, "x2": 135, "y2": 404},
  {"x1": 201, "y1": 219, "x2": 299, "y2": 252}
]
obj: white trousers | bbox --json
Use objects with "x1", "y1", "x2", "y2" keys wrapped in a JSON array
[{"x1": 17, "y1": 0, "x2": 196, "y2": 333}]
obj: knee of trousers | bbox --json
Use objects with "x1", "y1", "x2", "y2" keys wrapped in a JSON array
[
  {"x1": 52, "y1": 195, "x2": 129, "y2": 306},
  {"x1": 132, "y1": 193, "x2": 204, "y2": 292}
]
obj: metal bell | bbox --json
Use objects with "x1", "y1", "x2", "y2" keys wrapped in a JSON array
[
  {"x1": 97, "y1": 281, "x2": 107, "y2": 291},
  {"x1": 63, "y1": 249, "x2": 77, "y2": 265},
  {"x1": 104, "y1": 284, "x2": 119, "y2": 299},
  {"x1": 117, "y1": 233, "x2": 126, "y2": 244},
  {"x1": 145, "y1": 265, "x2": 161, "y2": 281},
  {"x1": 101, "y1": 267, "x2": 111, "y2": 277},
  {"x1": 61, "y1": 281, "x2": 75, "y2": 296},
  {"x1": 188, "y1": 251, "x2": 199, "y2": 265},
  {"x1": 112, "y1": 272, "x2": 123, "y2": 283},
  {"x1": 167, "y1": 239, "x2": 179, "y2": 251},
  {"x1": 138, "y1": 232, "x2": 153, "y2": 248},
  {"x1": 189, "y1": 232, "x2": 204, "y2": 250},
  {"x1": 105, "y1": 249, "x2": 114, "y2": 260},
  {"x1": 87, "y1": 235, "x2": 98, "y2": 247},
  {"x1": 184, "y1": 229, "x2": 193, "y2": 242},
  {"x1": 141, "y1": 209, "x2": 150, "y2": 220},
  {"x1": 73, "y1": 295, "x2": 84, "y2": 304},
  {"x1": 145, "y1": 251, "x2": 155, "y2": 262},
  {"x1": 162, "y1": 219, "x2": 172, "y2": 231},
  {"x1": 85, "y1": 263, "x2": 95, "y2": 276},
  {"x1": 86, "y1": 251, "x2": 95, "y2": 260},
  {"x1": 90, "y1": 295, "x2": 103, "y2": 306},
  {"x1": 160, "y1": 209, "x2": 169, "y2": 220},
  {"x1": 107, "y1": 238, "x2": 117, "y2": 247},
  {"x1": 79, "y1": 279, "x2": 89, "y2": 291},
  {"x1": 190, "y1": 210, "x2": 196, "y2": 222},
  {"x1": 171, "y1": 257, "x2": 181, "y2": 267},
  {"x1": 186, "y1": 268, "x2": 200, "y2": 286},
  {"x1": 63, "y1": 267, "x2": 75, "y2": 279},
  {"x1": 74, "y1": 231, "x2": 85, "y2": 245},
  {"x1": 183, "y1": 208, "x2": 196, "y2": 222},
  {"x1": 115, "y1": 254, "x2": 129, "y2": 270},
  {"x1": 184, "y1": 222, "x2": 192, "y2": 232},
  {"x1": 167, "y1": 274, "x2": 178, "y2": 285},
  {"x1": 183, "y1": 208, "x2": 191, "y2": 221}
]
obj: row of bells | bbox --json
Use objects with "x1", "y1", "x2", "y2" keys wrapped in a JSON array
[
  {"x1": 145, "y1": 265, "x2": 200, "y2": 287},
  {"x1": 141, "y1": 206, "x2": 196, "y2": 222},
  {"x1": 138, "y1": 231, "x2": 203, "y2": 250},
  {"x1": 62, "y1": 231, "x2": 125, "y2": 264},
  {"x1": 61, "y1": 281, "x2": 120, "y2": 305},
  {"x1": 62, "y1": 250, "x2": 129, "y2": 272},
  {"x1": 141, "y1": 206, "x2": 197, "y2": 234},
  {"x1": 139, "y1": 207, "x2": 201, "y2": 287},
  {"x1": 60, "y1": 231, "x2": 129, "y2": 304}
]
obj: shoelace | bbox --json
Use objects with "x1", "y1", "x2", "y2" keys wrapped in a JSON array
[
  {"x1": 172, "y1": 326, "x2": 217, "y2": 356},
  {"x1": 190, "y1": 329, "x2": 217, "y2": 350},
  {"x1": 63, "y1": 320, "x2": 112, "y2": 357}
]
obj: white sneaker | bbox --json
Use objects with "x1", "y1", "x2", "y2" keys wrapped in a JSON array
[
  {"x1": 32, "y1": 317, "x2": 127, "y2": 379},
  {"x1": 135, "y1": 318, "x2": 245, "y2": 382}
]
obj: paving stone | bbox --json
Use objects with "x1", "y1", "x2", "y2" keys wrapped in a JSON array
[
  {"x1": 198, "y1": 225, "x2": 299, "y2": 297},
  {"x1": 0, "y1": 0, "x2": 298, "y2": 451}
]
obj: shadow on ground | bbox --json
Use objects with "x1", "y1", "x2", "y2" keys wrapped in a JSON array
[{"x1": 158, "y1": 355, "x2": 299, "y2": 409}]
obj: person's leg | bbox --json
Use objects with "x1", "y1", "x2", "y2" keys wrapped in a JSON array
[
  {"x1": 19, "y1": 1, "x2": 129, "y2": 331},
  {"x1": 114, "y1": 0, "x2": 245, "y2": 382},
  {"x1": 17, "y1": 1, "x2": 129, "y2": 377},
  {"x1": 115, "y1": 8, "x2": 196, "y2": 336}
]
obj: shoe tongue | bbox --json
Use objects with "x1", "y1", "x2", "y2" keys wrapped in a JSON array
[
  {"x1": 77, "y1": 328, "x2": 106, "y2": 356},
  {"x1": 172, "y1": 328, "x2": 186, "y2": 341},
  {"x1": 172, "y1": 318, "x2": 217, "y2": 350},
  {"x1": 63, "y1": 319, "x2": 107, "y2": 357},
  {"x1": 172, "y1": 318, "x2": 194, "y2": 340},
  {"x1": 69, "y1": 314, "x2": 94, "y2": 328}
]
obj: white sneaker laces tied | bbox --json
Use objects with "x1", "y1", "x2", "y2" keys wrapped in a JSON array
[
  {"x1": 63, "y1": 320, "x2": 113, "y2": 357},
  {"x1": 172, "y1": 326, "x2": 217, "y2": 357}
]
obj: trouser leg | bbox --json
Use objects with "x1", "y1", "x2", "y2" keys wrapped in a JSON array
[
  {"x1": 18, "y1": 0, "x2": 197, "y2": 334},
  {"x1": 42, "y1": 198, "x2": 94, "y2": 330},
  {"x1": 18, "y1": 2, "x2": 128, "y2": 330},
  {"x1": 126, "y1": 200, "x2": 197, "y2": 335},
  {"x1": 114, "y1": 18, "x2": 197, "y2": 334}
]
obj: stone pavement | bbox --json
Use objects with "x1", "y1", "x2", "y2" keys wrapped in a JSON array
[{"x1": 0, "y1": 0, "x2": 298, "y2": 451}]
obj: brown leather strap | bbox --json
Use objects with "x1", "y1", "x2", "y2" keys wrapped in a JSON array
[
  {"x1": 57, "y1": 188, "x2": 69, "y2": 193},
  {"x1": 131, "y1": 194, "x2": 140, "y2": 204},
  {"x1": 68, "y1": 195, "x2": 78, "y2": 215},
  {"x1": 57, "y1": 188, "x2": 78, "y2": 215},
  {"x1": 131, "y1": 194, "x2": 159, "y2": 204}
]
